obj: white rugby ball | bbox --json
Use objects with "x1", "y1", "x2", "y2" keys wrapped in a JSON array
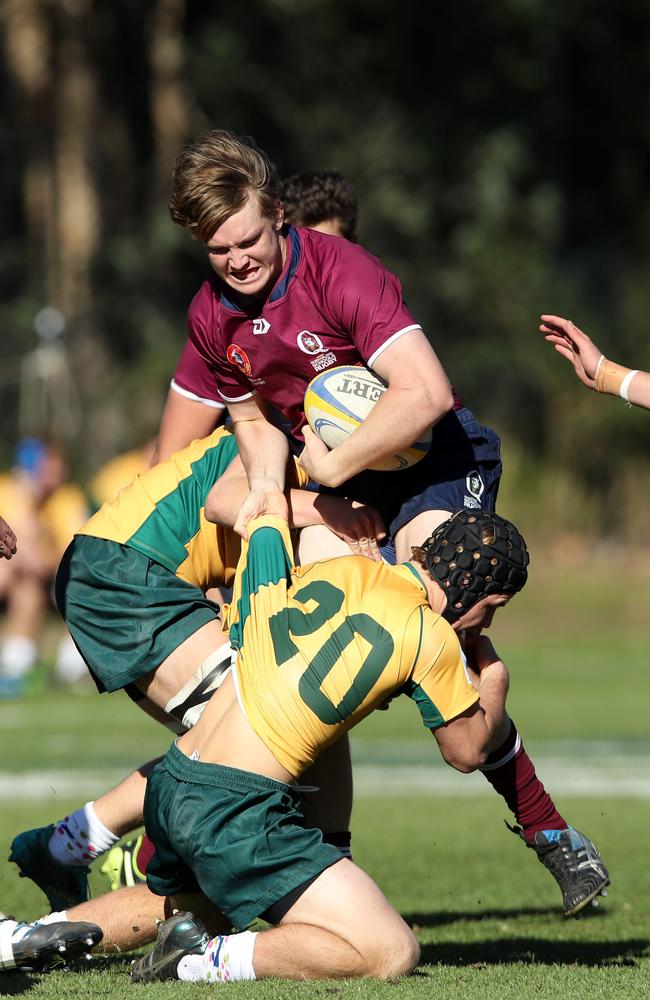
[{"x1": 304, "y1": 365, "x2": 432, "y2": 472}]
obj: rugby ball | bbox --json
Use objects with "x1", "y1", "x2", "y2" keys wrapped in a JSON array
[{"x1": 304, "y1": 365, "x2": 432, "y2": 472}]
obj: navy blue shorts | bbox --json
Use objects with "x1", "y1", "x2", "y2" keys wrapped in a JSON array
[{"x1": 320, "y1": 407, "x2": 502, "y2": 557}]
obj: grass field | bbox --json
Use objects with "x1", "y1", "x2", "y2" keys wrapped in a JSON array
[{"x1": 0, "y1": 558, "x2": 649, "y2": 998}]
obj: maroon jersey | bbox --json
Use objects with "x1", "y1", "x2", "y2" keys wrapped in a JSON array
[{"x1": 172, "y1": 226, "x2": 458, "y2": 440}]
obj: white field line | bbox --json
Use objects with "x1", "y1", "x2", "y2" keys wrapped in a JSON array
[
  {"x1": 351, "y1": 761, "x2": 650, "y2": 798},
  {"x1": 1, "y1": 751, "x2": 649, "y2": 800}
]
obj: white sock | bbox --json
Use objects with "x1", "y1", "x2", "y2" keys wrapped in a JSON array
[
  {"x1": 0, "y1": 918, "x2": 32, "y2": 970},
  {"x1": 54, "y1": 635, "x2": 87, "y2": 683},
  {"x1": 0, "y1": 637, "x2": 37, "y2": 678},
  {"x1": 34, "y1": 911, "x2": 68, "y2": 925},
  {"x1": 177, "y1": 931, "x2": 257, "y2": 982},
  {"x1": 48, "y1": 802, "x2": 119, "y2": 866}
]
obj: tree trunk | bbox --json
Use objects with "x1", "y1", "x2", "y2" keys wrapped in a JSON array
[
  {"x1": 52, "y1": 0, "x2": 99, "y2": 318},
  {"x1": 1, "y1": 0, "x2": 54, "y2": 300},
  {"x1": 148, "y1": 0, "x2": 189, "y2": 205}
]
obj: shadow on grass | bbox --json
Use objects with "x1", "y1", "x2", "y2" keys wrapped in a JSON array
[
  {"x1": 0, "y1": 957, "x2": 143, "y2": 998},
  {"x1": 417, "y1": 937, "x2": 650, "y2": 968},
  {"x1": 0, "y1": 972, "x2": 36, "y2": 997},
  {"x1": 0, "y1": 955, "x2": 136, "y2": 995},
  {"x1": 404, "y1": 905, "x2": 562, "y2": 927}
]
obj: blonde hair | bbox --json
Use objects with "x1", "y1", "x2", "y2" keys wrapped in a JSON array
[{"x1": 169, "y1": 129, "x2": 281, "y2": 242}]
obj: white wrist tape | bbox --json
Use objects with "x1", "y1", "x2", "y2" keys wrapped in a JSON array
[{"x1": 620, "y1": 369, "x2": 639, "y2": 402}]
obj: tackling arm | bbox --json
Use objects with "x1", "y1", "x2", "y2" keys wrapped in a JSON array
[
  {"x1": 205, "y1": 471, "x2": 385, "y2": 558},
  {"x1": 433, "y1": 637, "x2": 510, "y2": 773},
  {"x1": 227, "y1": 397, "x2": 291, "y2": 536}
]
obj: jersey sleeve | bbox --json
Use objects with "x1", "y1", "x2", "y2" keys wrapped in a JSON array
[
  {"x1": 171, "y1": 339, "x2": 226, "y2": 408},
  {"x1": 322, "y1": 243, "x2": 422, "y2": 366},
  {"x1": 404, "y1": 611, "x2": 479, "y2": 730},
  {"x1": 226, "y1": 516, "x2": 296, "y2": 651},
  {"x1": 175, "y1": 288, "x2": 254, "y2": 405}
]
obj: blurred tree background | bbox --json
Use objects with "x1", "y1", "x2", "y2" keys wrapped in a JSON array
[{"x1": 2, "y1": 0, "x2": 650, "y2": 544}]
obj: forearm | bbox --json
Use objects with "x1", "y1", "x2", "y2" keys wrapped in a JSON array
[
  {"x1": 207, "y1": 476, "x2": 320, "y2": 530},
  {"x1": 232, "y1": 417, "x2": 289, "y2": 491},
  {"x1": 595, "y1": 359, "x2": 650, "y2": 411},
  {"x1": 473, "y1": 660, "x2": 509, "y2": 752},
  {"x1": 627, "y1": 371, "x2": 650, "y2": 409},
  {"x1": 287, "y1": 489, "x2": 327, "y2": 529},
  {"x1": 313, "y1": 383, "x2": 452, "y2": 487}
]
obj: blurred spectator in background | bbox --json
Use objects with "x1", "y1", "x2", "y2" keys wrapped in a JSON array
[
  {"x1": 281, "y1": 169, "x2": 358, "y2": 241},
  {"x1": 87, "y1": 438, "x2": 157, "y2": 512},
  {"x1": 0, "y1": 438, "x2": 89, "y2": 696},
  {"x1": 0, "y1": 516, "x2": 17, "y2": 559},
  {"x1": 541, "y1": 314, "x2": 650, "y2": 411}
]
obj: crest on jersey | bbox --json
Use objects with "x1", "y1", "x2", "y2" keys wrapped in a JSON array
[
  {"x1": 252, "y1": 318, "x2": 270, "y2": 336},
  {"x1": 297, "y1": 330, "x2": 328, "y2": 355},
  {"x1": 227, "y1": 343, "x2": 252, "y2": 376}
]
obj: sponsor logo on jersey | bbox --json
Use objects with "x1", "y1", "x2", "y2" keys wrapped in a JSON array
[
  {"x1": 227, "y1": 343, "x2": 252, "y2": 377},
  {"x1": 463, "y1": 470, "x2": 485, "y2": 509},
  {"x1": 252, "y1": 318, "x2": 270, "y2": 336},
  {"x1": 297, "y1": 330, "x2": 328, "y2": 355},
  {"x1": 336, "y1": 374, "x2": 384, "y2": 403},
  {"x1": 311, "y1": 352, "x2": 338, "y2": 372}
]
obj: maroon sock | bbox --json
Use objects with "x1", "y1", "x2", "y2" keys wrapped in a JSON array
[{"x1": 480, "y1": 722, "x2": 567, "y2": 841}]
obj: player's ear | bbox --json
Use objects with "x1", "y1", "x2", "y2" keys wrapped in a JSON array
[{"x1": 274, "y1": 201, "x2": 284, "y2": 230}]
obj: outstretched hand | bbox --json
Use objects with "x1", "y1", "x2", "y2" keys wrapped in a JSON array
[
  {"x1": 540, "y1": 315, "x2": 603, "y2": 389},
  {"x1": 0, "y1": 516, "x2": 16, "y2": 559}
]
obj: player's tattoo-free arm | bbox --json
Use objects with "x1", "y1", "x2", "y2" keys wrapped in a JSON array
[
  {"x1": 205, "y1": 474, "x2": 385, "y2": 559},
  {"x1": 153, "y1": 388, "x2": 226, "y2": 465},
  {"x1": 227, "y1": 397, "x2": 291, "y2": 536},
  {"x1": 540, "y1": 314, "x2": 650, "y2": 410},
  {"x1": 298, "y1": 328, "x2": 454, "y2": 487},
  {"x1": 433, "y1": 641, "x2": 510, "y2": 773}
]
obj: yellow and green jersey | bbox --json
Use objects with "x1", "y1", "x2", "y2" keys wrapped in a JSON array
[
  {"x1": 227, "y1": 516, "x2": 479, "y2": 776},
  {"x1": 79, "y1": 428, "x2": 241, "y2": 591}
]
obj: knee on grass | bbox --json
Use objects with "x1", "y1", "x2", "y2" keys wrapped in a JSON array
[{"x1": 364, "y1": 925, "x2": 420, "y2": 979}]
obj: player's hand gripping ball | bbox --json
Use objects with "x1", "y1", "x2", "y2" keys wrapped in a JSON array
[{"x1": 304, "y1": 365, "x2": 432, "y2": 471}]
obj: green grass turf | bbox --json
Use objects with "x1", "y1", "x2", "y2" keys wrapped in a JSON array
[
  {"x1": 0, "y1": 560, "x2": 648, "y2": 997},
  {"x1": 1, "y1": 796, "x2": 648, "y2": 998}
]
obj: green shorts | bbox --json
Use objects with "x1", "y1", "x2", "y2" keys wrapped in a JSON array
[
  {"x1": 55, "y1": 536, "x2": 221, "y2": 693},
  {"x1": 144, "y1": 743, "x2": 342, "y2": 930}
]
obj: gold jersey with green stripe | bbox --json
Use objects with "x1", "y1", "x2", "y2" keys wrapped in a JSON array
[
  {"x1": 227, "y1": 516, "x2": 479, "y2": 777},
  {"x1": 79, "y1": 428, "x2": 241, "y2": 591}
]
